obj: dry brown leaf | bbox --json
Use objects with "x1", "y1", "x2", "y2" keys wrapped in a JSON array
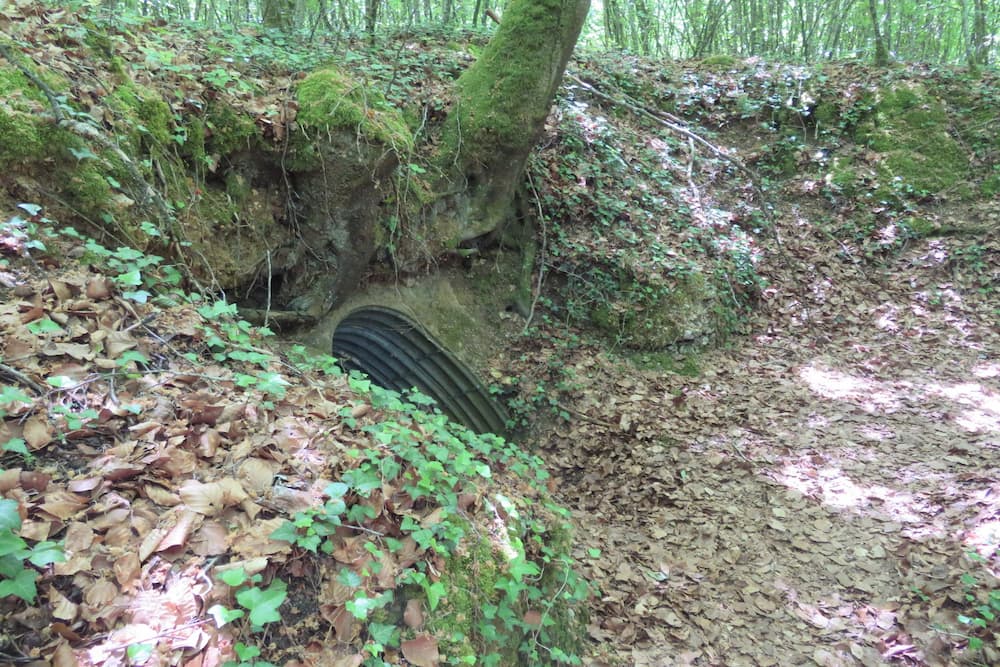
[
  {"x1": 39, "y1": 490, "x2": 87, "y2": 519},
  {"x1": 23, "y1": 414, "x2": 52, "y2": 449},
  {"x1": 48, "y1": 585, "x2": 79, "y2": 621},
  {"x1": 190, "y1": 520, "x2": 229, "y2": 556},
  {"x1": 403, "y1": 599, "x2": 424, "y2": 629},
  {"x1": 400, "y1": 634, "x2": 440, "y2": 667},
  {"x1": 157, "y1": 509, "x2": 201, "y2": 553}
]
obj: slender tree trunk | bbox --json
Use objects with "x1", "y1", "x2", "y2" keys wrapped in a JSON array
[
  {"x1": 365, "y1": 0, "x2": 380, "y2": 35},
  {"x1": 262, "y1": 0, "x2": 294, "y2": 30},
  {"x1": 868, "y1": 0, "x2": 889, "y2": 65},
  {"x1": 971, "y1": 0, "x2": 989, "y2": 65}
]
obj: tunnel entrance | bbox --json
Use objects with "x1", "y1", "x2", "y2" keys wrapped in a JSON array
[{"x1": 331, "y1": 306, "x2": 510, "y2": 436}]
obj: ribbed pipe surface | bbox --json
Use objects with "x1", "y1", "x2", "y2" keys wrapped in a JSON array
[{"x1": 332, "y1": 306, "x2": 509, "y2": 436}]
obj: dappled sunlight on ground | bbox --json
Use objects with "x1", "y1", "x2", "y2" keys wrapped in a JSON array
[
  {"x1": 798, "y1": 363, "x2": 904, "y2": 412},
  {"x1": 924, "y1": 381, "x2": 1000, "y2": 434}
]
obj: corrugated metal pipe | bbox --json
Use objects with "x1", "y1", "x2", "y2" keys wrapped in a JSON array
[{"x1": 332, "y1": 306, "x2": 510, "y2": 436}]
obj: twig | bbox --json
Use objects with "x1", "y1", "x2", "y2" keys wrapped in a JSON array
[
  {"x1": 557, "y1": 402, "x2": 616, "y2": 430},
  {"x1": 522, "y1": 172, "x2": 548, "y2": 333},
  {"x1": 0, "y1": 363, "x2": 46, "y2": 395}
]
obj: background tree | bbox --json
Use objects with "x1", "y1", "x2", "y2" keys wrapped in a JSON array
[{"x1": 868, "y1": 0, "x2": 891, "y2": 66}]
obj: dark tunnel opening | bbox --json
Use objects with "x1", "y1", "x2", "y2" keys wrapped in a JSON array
[{"x1": 331, "y1": 306, "x2": 510, "y2": 436}]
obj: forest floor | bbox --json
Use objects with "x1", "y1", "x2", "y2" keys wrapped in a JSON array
[{"x1": 523, "y1": 200, "x2": 1000, "y2": 666}]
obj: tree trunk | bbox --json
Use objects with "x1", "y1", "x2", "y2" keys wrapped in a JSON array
[
  {"x1": 868, "y1": 0, "x2": 889, "y2": 66},
  {"x1": 365, "y1": 0, "x2": 380, "y2": 35},
  {"x1": 437, "y1": 0, "x2": 590, "y2": 242},
  {"x1": 262, "y1": 0, "x2": 294, "y2": 30},
  {"x1": 970, "y1": 0, "x2": 989, "y2": 65}
]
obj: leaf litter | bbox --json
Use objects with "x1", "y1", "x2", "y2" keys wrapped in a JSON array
[
  {"x1": 0, "y1": 4, "x2": 998, "y2": 665},
  {"x1": 516, "y1": 194, "x2": 999, "y2": 665}
]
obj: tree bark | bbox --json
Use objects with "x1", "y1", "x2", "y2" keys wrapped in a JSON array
[
  {"x1": 970, "y1": 0, "x2": 989, "y2": 65},
  {"x1": 438, "y1": 0, "x2": 590, "y2": 242},
  {"x1": 868, "y1": 0, "x2": 889, "y2": 66},
  {"x1": 262, "y1": 0, "x2": 294, "y2": 30}
]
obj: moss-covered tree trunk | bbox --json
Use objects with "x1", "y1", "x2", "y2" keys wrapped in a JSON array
[
  {"x1": 437, "y1": 0, "x2": 590, "y2": 242},
  {"x1": 868, "y1": 0, "x2": 889, "y2": 67}
]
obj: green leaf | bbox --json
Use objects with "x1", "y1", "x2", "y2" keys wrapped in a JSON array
[
  {"x1": 45, "y1": 375, "x2": 76, "y2": 388},
  {"x1": 114, "y1": 270, "x2": 143, "y2": 287},
  {"x1": 0, "y1": 500, "x2": 23, "y2": 535},
  {"x1": 123, "y1": 290, "x2": 151, "y2": 303},
  {"x1": 367, "y1": 622, "x2": 399, "y2": 647},
  {"x1": 69, "y1": 147, "x2": 98, "y2": 161},
  {"x1": 27, "y1": 541, "x2": 64, "y2": 567},
  {"x1": 324, "y1": 482, "x2": 350, "y2": 498},
  {"x1": 208, "y1": 604, "x2": 245, "y2": 627},
  {"x1": 2, "y1": 439, "x2": 29, "y2": 457},
  {"x1": 116, "y1": 350, "x2": 150, "y2": 366},
  {"x1": 269, "y1": 521, "x2": 300, "y2": 544},
  {"x1": 126, "y1": 643, "x2": 155, "y2": 662},
  {"x1": 337, "y1": 568, "x2": 362, "y2": 588},
  {"x1": 236, "y1": 579, "x2": 287, "y2": 628},
  {"x1": 218, "y1": 567, "x2": 248, "y2": 587},
  {"x1": 425, "y1": 581, "x2": 446, "y2": 611},
  {"x1": 0, "y1": 567, "x2": 38, "y2": 602},
  {"x1": 0, "y1": 537, "x2": 26, "y2": 564},
  {"x1": 0, "y1": 387, "x2": 33, "y2": 407},
  {"x1": 26, "y1": 319, "x2": 64, "y2": 335}
]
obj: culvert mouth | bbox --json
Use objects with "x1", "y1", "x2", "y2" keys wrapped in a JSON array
[{"x1": 332, "y1": 306, "x2": 510, "y2": 436}]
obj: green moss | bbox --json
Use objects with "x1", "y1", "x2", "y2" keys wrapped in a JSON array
[
  {"x1": 813, "y1": 101, "x2": 838, "y2": 126},
  {"x1": 205, "y1": 103, "x2": 259, "y2": 155},
  {"x1": 857, "y1": 84, "x2": 970, "y2": 197},
  {"x1": 589, "y1": 269, "x2": 718, "y2": 350},
  {"x1": 0, "y1": 109, "x2": 45, "y2": 168},
  {"x1": 447, "y1": 0, "x2": 574, "y2": 160},
  {"x1": 425, "y1": 508, "x2": 585, "y2": 666},
  {"x1": 982, "y1": 170, "x2": 1000, "y2": 197},
  {"x1": 179, "y1": 117, "x2": 207, "y2": 164},
  {"x1": 701, "y1": 54, "x2": 738, "y2": 68},
  {"x1": 62, "y1": 163, "x2": 113, "y2": 212},
  {"x1": 225, "y1": 171, "x2": 252, "y2": 203},
  {"x1": 296, "y1": 68, "x2": 413, "y2": 152},
  {"x1": 107, "y1": 83, "x2": 174, "y2": 148},
  {"x1": 428, "y1": 536, "x2": 510, "y2": 664}
]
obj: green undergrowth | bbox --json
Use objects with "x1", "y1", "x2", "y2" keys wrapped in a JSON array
[
  {"x1": 580, "y1": 56, "x2": 998, "y2": 249},
  {"x1": 0, "y1": 206, "x2": 589, "y2": 666},
  {"x1": 531, "y1": 95, "x2": 762, "y2": 350}
]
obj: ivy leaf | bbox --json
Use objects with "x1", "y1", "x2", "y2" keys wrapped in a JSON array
[
  {"x1": 218, "y1": 567, "x2": 248, "y2": 587},
  {"x1": 2, "y1": 439, "x2": 30, "y2": 457},
  {"x1": 208, "y1": 604, "x2": 245, "y2": 627},
  {"x1": 425, "y1": 581, "x2": 447, "y2": 611},
  {"x1": 114, "y1": 270, "x2": 143, "y2": 287},
  {"x1": 26, "y1": 319, "x2": 64, "y2": 335},
  {"x1": 69, "y1": 146, "x2": 98, "y2": 161},
  {"x1": 27, "y1": 541, "x2": 65, "y2": 567},
  {"x1": 0, "y1": 500, "x2": 24, "y2": 535},
  {"x1": 269, "y1": 521, "x2": 299, "y2": 544},
  {"x1": 236, "y1": 579, "x2": 287, "y2": 629},
  {"x1": 0, "y1": 568, "x2": 38, "y2": 603}
]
